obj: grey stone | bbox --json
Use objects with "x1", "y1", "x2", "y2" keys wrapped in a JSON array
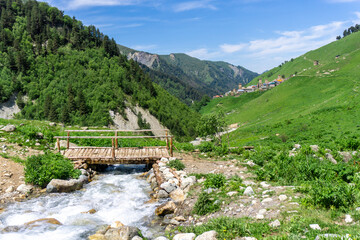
[
  {"x1": 269, "y1": 219, "x2": 281, "y2": 227},
  {"x1": 310, "y1": 145, "x2": 319, "y2": 152},
  {"x1": 154, "y1": 237, "x2": 168, "y2": 240},
  {"x1": 294, "y1": 144, "x2": 301, "y2": 149},
  {"x1": 46, "y1": 176, "x2": 88, "y2": 193},
  {"x1": 169, "y1": 188, "x2": 185, "y2": 203},
  {"x1": 131, "y1": 237, "x2": 143, "y2": 240},
  {"x1": 325, "y1": 153, "x2": 337, "y2": 164},
  {"x1": 181, "y1": 177, "x2": 195, "y2": 189},
  {"x1": 104, "y1": 226, "x2": 140, "y2": 240},
  {"x1": 244, "y1": 186, "x2": 254, "y2": 196},
  {"x1": 227, "y1": 191, "x2": 238, "y2": 197},
  {"x1": 339, "y1": 152, "x2": 352, "y2": 163},
  {"x1": 16, "y1": 184, "x2": 33, "y2": 194},
  {"x1": 279, "y1": 195, "x2": 287, "y2": 201},
  {"x1": 1, "y1": 125, "x2": 16, "y2": 132},
  {"x1": 170, "y1": 219, "x2": 180, "y2": 225},
  {"x1": 155, "y1": 201, "x2": 176, "y2": 216},
  {"x1": 5, "y1": 186, "x2": 14, "y2": 193},
  {"x1": 195, "y1": 230, "x2": 217, "y2": 240},
  {"x1": 173, "y1": 233, "x2": 196, "y2": 240},
  {"x1": 261, "y1": 198, "x2": 273, "y2": 203},
  {"x1": 160, "y1": 182, "x2": 177, "y2": 193},
  {"x1": 157, "y1": 190, "x2": 169, "y2": 198}
]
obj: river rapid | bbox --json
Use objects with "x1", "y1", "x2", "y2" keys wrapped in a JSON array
[{"x1": 0, "y1": 165, "x2": 162, "y2": 240}]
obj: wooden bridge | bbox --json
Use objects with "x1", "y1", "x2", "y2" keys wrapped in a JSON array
[{"x1": 54, "y1": 129, "x2": 173, "y2": 166}]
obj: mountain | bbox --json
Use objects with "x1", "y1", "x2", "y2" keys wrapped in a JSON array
[
  {"x1": 0, "y1": 0, "x2": 198, "y2": 140},
  {"x1": 118, "y1": 45, "x2": 259, "y2": 104},
  {"x1": 200, "y1": 30, "x2": 360, "y2": 148}
]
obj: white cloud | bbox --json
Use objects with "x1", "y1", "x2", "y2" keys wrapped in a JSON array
[
  {"x1": 39, "y1": 0, "x2": 146, "y2": 10},
  {"x1": 220, "y1": 43, "x2": 247, "y2": 53},
  {"x1": 186, "y1": 48, "x2": 220, "y2": 59},
  {"x1": 173, "y1": 0, "x2": 216, "y2": 12}
]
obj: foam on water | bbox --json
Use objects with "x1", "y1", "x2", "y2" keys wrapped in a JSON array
[{"x1": 0, "y1": 165, "x2": 161, "y2": 240}]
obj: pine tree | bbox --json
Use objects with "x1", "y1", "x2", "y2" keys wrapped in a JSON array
[{"x1": 43, "y1": 94, "x2": 52, "y2": 117}]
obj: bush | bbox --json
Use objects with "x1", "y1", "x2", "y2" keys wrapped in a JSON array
[
  {"x1": 193, "y1": 192, "x2": 220, "y2": 215},
  {"x1": 307, "y1": 179, "x2": 356, "y2": 209},
  {"x1": 25, "y1": 152, "x2": 80, "y2": 187},
  {"x1": 198, "y1": 141, "x2": 215, "y2": 152},
  {"x1": 167, "y1": 159, "x2": 185, "y2": 171},
  {"x1": 204, "y1": 173, "x2": 226, "y2": 189}
]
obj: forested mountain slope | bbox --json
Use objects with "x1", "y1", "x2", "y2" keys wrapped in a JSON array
[
  {"x1": 118, "y1": 45, "x2": 258, "y2": 104},
  {"x1": 0, "y1": 0, "x2": 198, "y2": 140}
]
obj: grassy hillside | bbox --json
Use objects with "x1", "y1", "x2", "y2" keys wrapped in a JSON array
[
  {"x1": 118, "y1": 45, "x2": 258, "y2": 104},
  {"x1": 201, "y1": 31, "x2": 360, "y2": 149}
]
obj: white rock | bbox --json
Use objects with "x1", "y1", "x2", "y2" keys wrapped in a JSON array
[
  {"x1": 255, "y1": 214, "x2": 264, "y2": 220},
  {"x1": 157, "y1": 190, "x2": 169, "y2": 199},
  {"x1": 309, "y1": 224, "x2": 321, "y2": 230},
  {"x1": 169, "y1": 157, "x2": 177, "y2": 161},
  {"x1": 356, "y1": 207, "x2": 360, "y2": 211},
  {"x1": 239, "y1": 237, "x2": 257, "y2": 240},
  {"x1": 247, "y1": 160, "x2": 256, "y2": 167},
  {"x1": 345, "y1": 214, "x2": 353, "y2": 223},
  {"x1": 269, "y1": 219, "x2": 281, "y2": 227},
  {"x1": 243, "y1": 180, "x2": 255, "y2": 186},
  {"x1": 5, "y1": 186, "x2": 14, "y2": 193},
  {"x1": 315, "y1": 234, "x2": 340, "y2": 240},
  {"x1": 160, "y1": 182, "x2": 177, "y2": 193},
  {"x1": 244, "y1": 186, "x2": 255, "y2": 196},
  {"x1": 310, "y1": 145, "x2": 319, "y2": 152},
  {"x1": 154, "y1": 237, "x2": 168, "y2": 240},
  {"x1": 131, "y1": 237, "x2": 143, "y2": 240},
  {"x1": 181, "y1": 177, "x2": 195, "y2": 189},
  {"x1": 260, "y1": 182, "x2": 270, "y2": 188},
  {"x1": 258, "y1": 209, "x2": 267, "y2": 215},
  {"x1": 173, "y1": 233, "x2": 196, "y2": 240},
  {"x1": 195, "y1": 230, "x2": 217, "y2": 240},
  {"x1": 261, "y1": 198, "x2": 273, "y2": 203},
  {"x1": 227, "y1": 191, "x2": 238, "y2": 197},
  {"x1": 169, "y1": 188, "x2": 185, "y2": 203},
  {"x1": 160, "y1": 157, "x2": 169, "y2": 163},
  {"x1": 1, "y1": 125, "x2": 16, "y2": 132},
  {"x1": 278, "y1": 195, "x2": 287, "y2": 201},
  {"x1": 294, "y1": 144, "x2": 301, "y2": 149},
  {"x1": 158, "y1": 162, "x2": 167, "y2": 167},
  {"x1": 16, "y1": 184, "x2": 33, "y2": 194}
]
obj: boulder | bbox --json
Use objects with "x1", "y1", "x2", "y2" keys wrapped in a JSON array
[
  {"x1": 155, "y1": 201, "x2": 176, "y2": 216},
  {"x1": 104, "y1": 226, "x2": 140, "y2": 240},
  {"x1": 169, "y1": 188, "x2": 185, "y2": 203},
  {"x1": 310, "y1": 145, "x2": 319, "y2": 152},
  {"x1": 160, "y1": 182, "x2": 177, "y2": 193},
  {"x1": 173, "y1": 233, "x2": 196, "y2": 240},
  {"x1": 16, "y1": 184, "x2": 33, "y2": 194},
  {"x1": 195, "y1": 230, "x2": 217, "y2": 240},
  {"x1": 339, "y1": 152, "x2": 352, "y2": 163},
  {"x1": 325, "y1": 153, "x2": 337, "y2": 164},
  {"x1": 181, "y1": 177, "x2": 195, "y2": 189},
  {"x1": 25, "y1": 218, "x2": 62, "y2": 227},
  {"x1": 46, "y1": 175, "x2": 88, "y2": 193},
  {"x1": 244, "y1": 186, "x2": 254, "y2": 196},
  {"x1": 269, "y1": 219, "x2": 281, "y2": 228},
  {"x1": 1, "y1": 125, "x2": 16, "y2": 132},
  {"x1": 131, "y1": 237, "x2": 143, "y2": 240},
  {"x1": 157, "y1": 190, "x2": 169, "y2": 199}
]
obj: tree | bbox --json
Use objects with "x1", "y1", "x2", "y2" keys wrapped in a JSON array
[
  {"x1": 196, "y1": 111, "x2": 227, "y2": 142},
  {"x1": 336, "y1": 35, "x2": 341, "y2": 40}
]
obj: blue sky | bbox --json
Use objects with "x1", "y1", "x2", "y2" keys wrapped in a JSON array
[{"x1": 41, "y1": 0, "x2": 360, "y2": 73}]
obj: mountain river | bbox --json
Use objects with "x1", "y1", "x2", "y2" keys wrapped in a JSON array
[{"x1": 0, "y1": 164, "x2": 162, "y2": 240}]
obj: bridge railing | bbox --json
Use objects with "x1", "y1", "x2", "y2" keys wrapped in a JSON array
[{"x1": 54, "y1": 129, "x2": 174, "y2": 157}]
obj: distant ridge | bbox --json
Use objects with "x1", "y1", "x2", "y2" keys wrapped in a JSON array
[{"x1": 118, "y1": 45, "x2": 258, "y2": 104}]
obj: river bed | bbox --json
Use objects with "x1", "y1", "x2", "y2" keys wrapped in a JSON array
[{"x1": 0, "y1": 165, "x2": 161, "y2": 240}]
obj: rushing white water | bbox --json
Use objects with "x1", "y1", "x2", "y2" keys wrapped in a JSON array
[{"x1": 0, "y1": 165, "x2": 162, "y2": 240}]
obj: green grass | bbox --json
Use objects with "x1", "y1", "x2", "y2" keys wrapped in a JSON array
[{"x1": 199, "y1": 31, "x2": 360, "y2": 150}]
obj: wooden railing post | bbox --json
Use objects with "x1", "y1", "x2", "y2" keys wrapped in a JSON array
[
  {"x1": 170, "y1": 136, "x2": 173, "y2": 157},
  {"x1": 67, "y1": 132, "x2": 70, "y2": 149},
  {"x1": 115, "y1": 131, "x2": 118, "y2": 149},
  {"x1": 166, "y1": 130, "x2": 169, "y2": 150},
  {"x1": 112, "y1": 138, "x2": 115, "y2": 160},
  {"x1": 56, "y1": 138, "x2": 60, "y2": 152}
]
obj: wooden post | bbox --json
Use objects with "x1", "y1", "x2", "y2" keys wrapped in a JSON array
[
  {"x1": 166, "y1": 130, "x2": 169, "y2": 150},
  {"x1": 115, "y1": 131, "x2": 118, "y2": 149},
  {"x1": 57, "y1": 138, "x2": 60, "y2": 152},
  {"x1": 112, "y1": 138, "x2": 115, "y2": 160},
  {"x1": 67, "y1": 132, "x2": 70, "y2": 149},
  {"x1": 170, "y1": 136, "x2": 173, "y2": 157}
]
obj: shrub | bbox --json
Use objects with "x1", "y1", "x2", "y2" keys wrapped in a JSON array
[
  {"x1": 193, "y1": 192, "x2": 220, "y2": 215},
  {"x1": 25, "y1": 152, "x2": 81, "y2": 187},
  {"x1": 307, "y1": 179, "x2": 356, "y2": 209},
  {"x1": 214, "y1": 143, "x2": 229, "y2": 156},
  {"x1": 167, "y1": 159, "x2": 185, "y2": 171},
  {"x1": 204, "y1": 173, "x2": 226, "y2": 189},
  {"x1": 198, "y1": 141, "x2": 215, "y2": 152}
]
